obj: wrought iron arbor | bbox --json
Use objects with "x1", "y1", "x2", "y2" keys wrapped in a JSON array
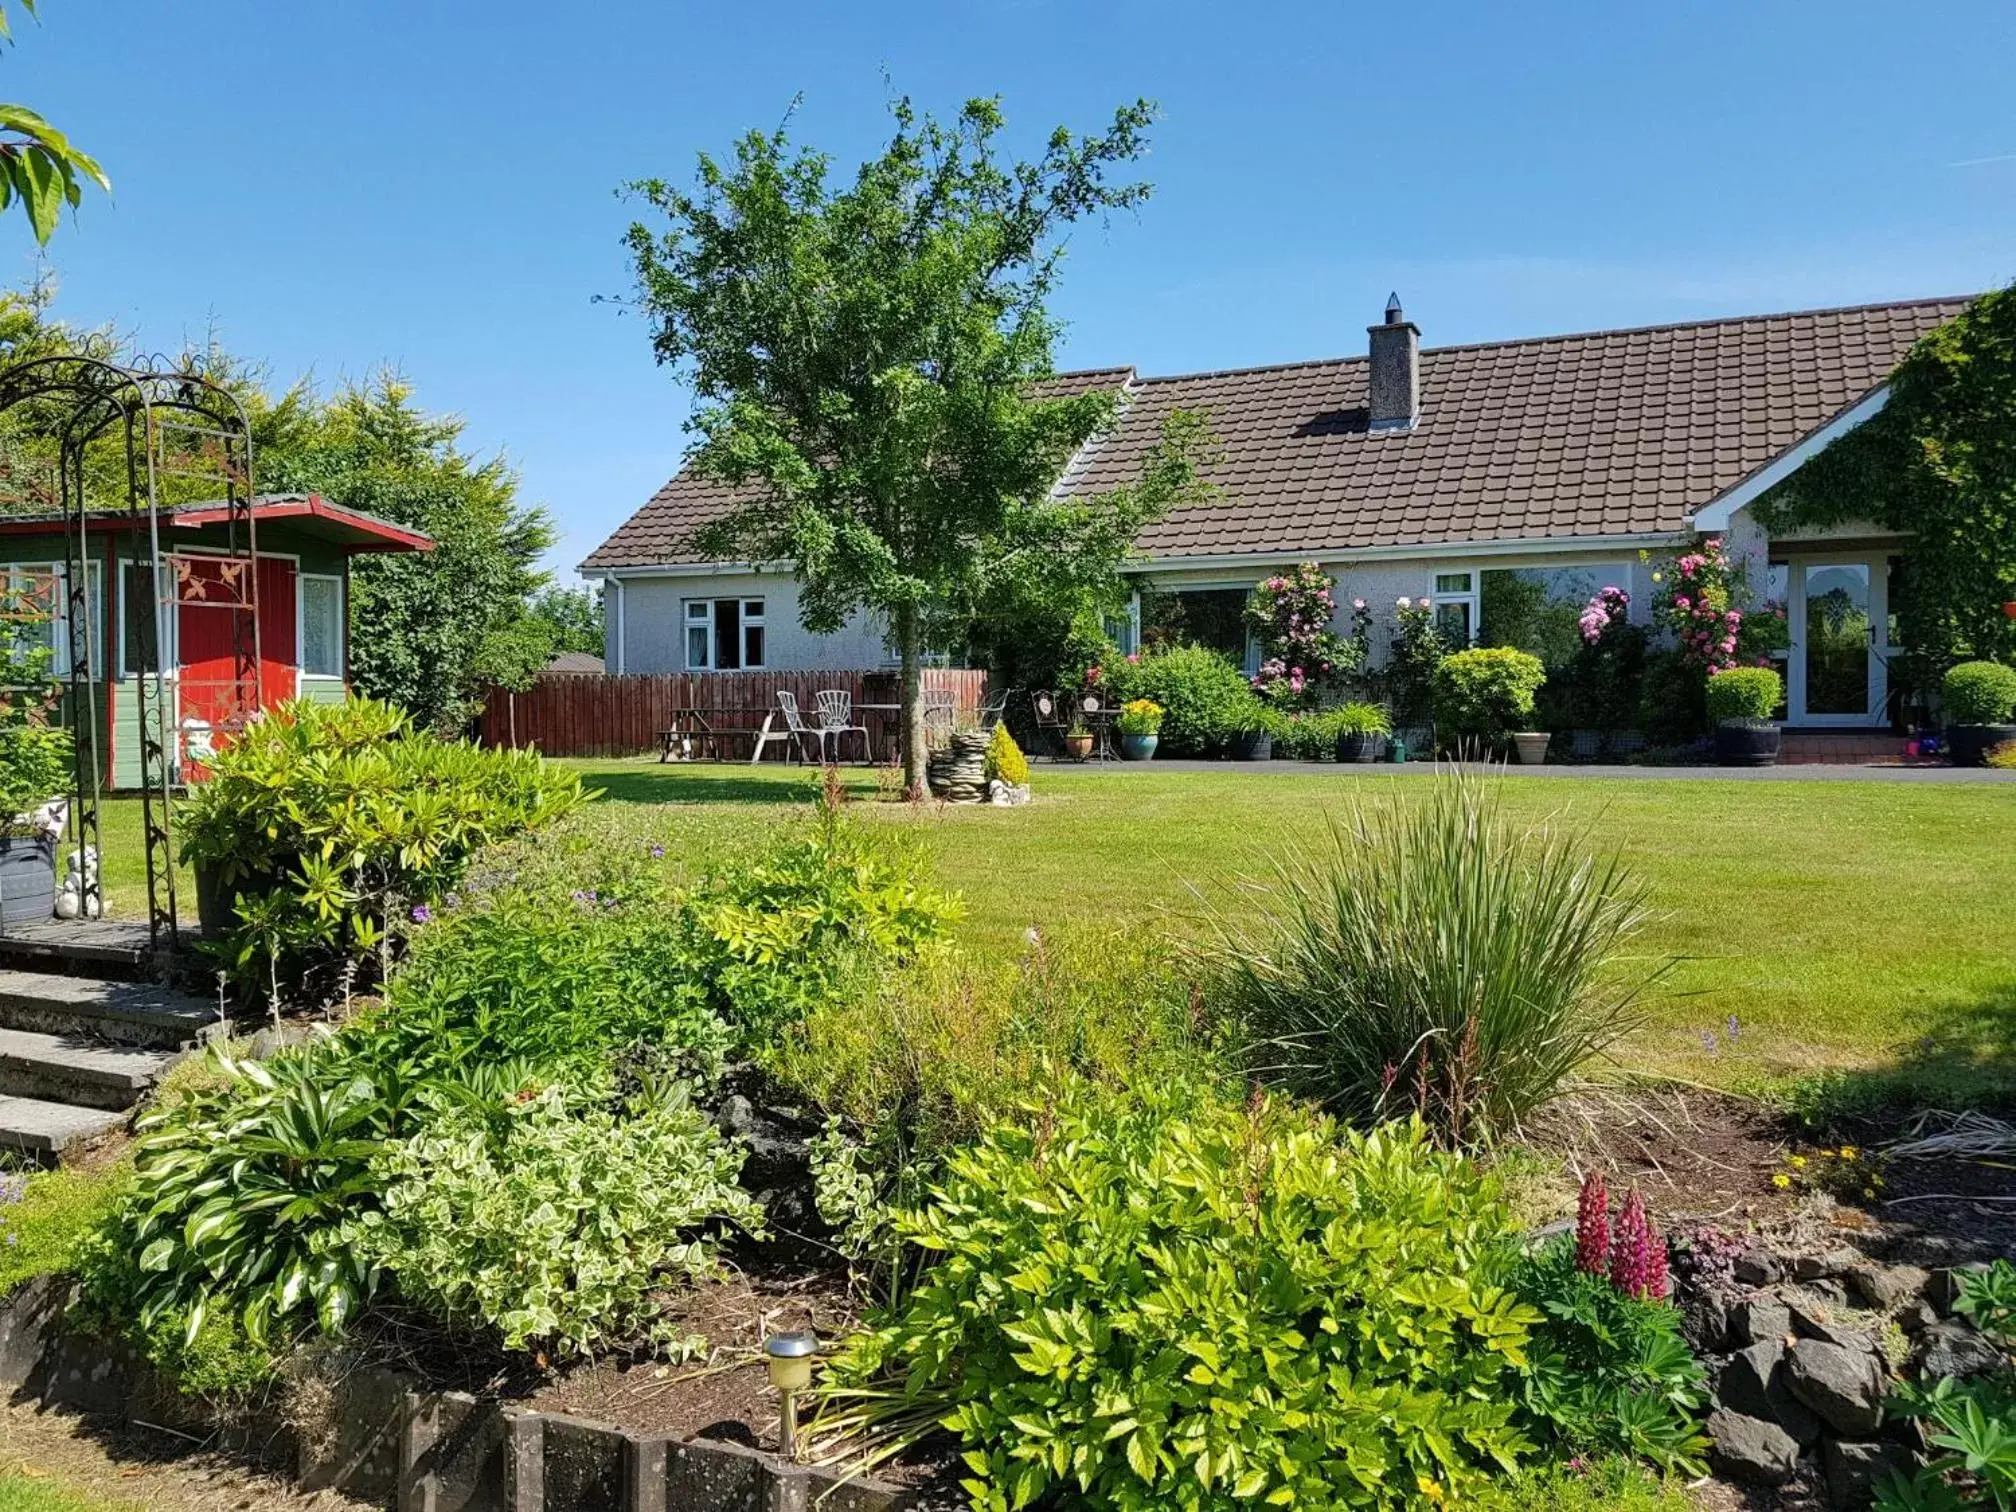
[{"x1": 0, "y1": 357, "x2": 261, "y2": 950}]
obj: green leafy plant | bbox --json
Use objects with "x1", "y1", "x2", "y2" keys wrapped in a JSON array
[
  {"x1": 177, "y1": 695, "x2": 587, "y2": 1001},
  {"x1": 1434, "y1": 647, "x2": 1548, "y2": 751},
  {"x1": 982, "y1": 723, "x2": 1029, "y2": 787},
  {"x1": 1273, "y1": 706, "x2": 1348, "y2": 760},
  {"x1": 1192, "y1": 774, "x2": 1657, "y2": 1143},
  {"x1": 1114, "y1": 697, "x2": 1163, "y2": 737},
  {"x1": 1109, "y1": 645, "x2": 1257, "y2": 756},
  {"x1": 0, "y1": 721, "x2": 68, "y2": 832},
  {"x1": 351, "y1": 1082, "x2": 762, "y2": 1355},
  {"x1": 812, "y1": 1087, "x2": 1540, "y2": 1512},
  {"x1": 1704, "y1": 665, "x2": 1783, "y2": 724},
  {"x1": 1987, "y1": 739, "x2": 2016, "y2": 770},
  {"x1": 1944, "y1": 662, "x2": 2016, "y2": 725},
  {"x1": 1334, "y1": 700, "x2": 1392, "y2": 736},
  {"x1": 1510, "y1": 1239, "x2": 1707, "y2": 1475},
  {"x1": 1878, "y1": 1260, "x2": 2016, "y2": 1512},
  {"x1": 0, "y1": 1163, "x2": 127, "y2": 1295}
]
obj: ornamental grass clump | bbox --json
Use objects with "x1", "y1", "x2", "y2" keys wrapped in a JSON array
[
  {"x1": 1194, "y1": 775, "x2": 1659, "y2": 1143},
  {"x1": 811, "y1": 1083, "x2": 1541, "y2": 1512}
]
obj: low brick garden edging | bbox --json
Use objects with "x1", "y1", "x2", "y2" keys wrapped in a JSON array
[{"x1": 0, "y1": 1274, "x2": 919, "y2": 1512}]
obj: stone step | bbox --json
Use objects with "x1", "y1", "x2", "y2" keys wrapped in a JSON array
[
  {"x1": 0, "y1": 970, "x2": 220, "y2": 1049},
  {"x1": 0, "y1": 1027, "x2": 182, "y2": 1111},
  {"x1": 0, "y1": 1093, "x2": 124, "y2": 1157}
]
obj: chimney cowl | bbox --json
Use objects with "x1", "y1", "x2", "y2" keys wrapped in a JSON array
[{"x1": 1368, "y1": 294, "x2": 1420, "y2": 432}]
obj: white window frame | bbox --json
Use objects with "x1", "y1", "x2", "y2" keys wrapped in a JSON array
[
  {"x1": 682, "y1": 595, "x2": 768, "y2": 671},
  {"x1": 297, "y1": 572, "x2": 345, "y2": 682},
  {"x1": 0, "y1": 560, "x2": 104, "y2": 679},
  {"x1": 1430, "y1": 569, "x2": 1479, "y2": 646}
]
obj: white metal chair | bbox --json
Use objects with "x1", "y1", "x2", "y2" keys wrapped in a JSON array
[
  {"x1": 749, "y1": 690, "x2": 820, "y2": 765},
  {"x1": 813, "y1": 689, "x2": 872, "y2": 764},
  {"x1": 922, "y1": 688, "x2": 957, "y2": 740}
]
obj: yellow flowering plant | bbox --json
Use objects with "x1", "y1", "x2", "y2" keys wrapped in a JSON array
[{"x1": 1114, "y1": 698, "x2": 1165, "y2": 737}]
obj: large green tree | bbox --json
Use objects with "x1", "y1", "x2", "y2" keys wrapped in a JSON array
[
  {"x1": 0, "y1": 3, "x2": 108, "y2": 244},
  {"x1": 528, "y1": 582, "x2": 604, "y2": 658},
  {"x1": 622, "y1": 96, "x2": 1209, "y2": 796},
  {"x1": 259, "y1": 378, "x2": 558, "y2": 732},
  {"x1": 1762, "y1": 284, "x2": 2016, "y2": 673}
]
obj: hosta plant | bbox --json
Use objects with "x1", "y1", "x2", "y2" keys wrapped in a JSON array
[{"x1": 812, "y1": 1085, "x2": 1540, "y2": 1512}]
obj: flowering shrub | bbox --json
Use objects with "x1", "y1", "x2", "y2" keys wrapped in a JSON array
[
  {"x1": 1244, "y1": 563, "x2": 1354, "y2": 698},
  {"x1": 1385, "y1": 597, "x2": 1449, "y2": 725},
  {"x1": 1647, "y1": 538, "x2": 1754, "y2": 674},
  {"x1": 1114, "y1": 698, "x2": 1164, "y2": 736},
  {"x1": 1578, "y1": 586, "x2": 1631, "y2": 645}
]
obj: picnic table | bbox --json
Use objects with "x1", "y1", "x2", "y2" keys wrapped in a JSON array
[{"x1": 657, "y1": 707, "x2": 774, "y2": 762}]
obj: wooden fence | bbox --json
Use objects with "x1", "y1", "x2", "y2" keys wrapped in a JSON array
[{"x1": 476, "y1": 668, "x2": 990, "y2": 759}]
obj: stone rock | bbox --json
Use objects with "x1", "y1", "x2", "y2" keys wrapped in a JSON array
[
  {"x1": 1851, "y1": 1264, "x2": 1929, "y2": 1311},
  {"x1": 1808, "y1": 1277, "x2": 1852, "y2": 1306},
  {"x1": 1790, "y1": 1299, "x2": 1879, "y2": 1354},
  {"x1": 1927, "y1": 1264, "x2": 1992, "y2": 1317},
  {"x1": 1915, "y1": 1321, "x2": 2005, "y2": 1380},
  {"x1": 1716, "y1": 1340, "x2": 1824, "y2": 1447},
  {"x1": 1785, "y1": 1340, "x2": 1887, "y2": 1436},
  {"x1": 1685, "y1": 1288, "x2": 1734, "y2": 1355},
  {"x1": 1735, "y1": 1295, "x2": 1793, "y2": 1347},
  {"x1": 1796, "y1": 1248, "x2": 1865, "y2": 1281},
  {"x1": 1898, "y1": 1300, "x2": 1940, "y2": 1336},
  {"x1": 1707, "y1": 1409, "x2": 1801, "y2": 1486},
  {"x1": 1823, "y1": 1439, "x2": 1917, "y2": 1511},
  {"x1": 1735, "y1": 1251, "x2": 1783, "y2": 1287}
]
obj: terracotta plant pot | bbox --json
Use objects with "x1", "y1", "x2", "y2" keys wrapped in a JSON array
[
  {"x1": 1064, "y1": 733, "x2": 1095, "y2": 762},
  {"x1": 1511, "y1": 732, "x2": 1551, "y2": 766}
]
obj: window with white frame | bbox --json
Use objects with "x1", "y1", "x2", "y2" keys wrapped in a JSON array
[
  {"x1": 683, "y1": 596, "x2": 766, "y2": 671},
  {"x1": 299, "y1": 574, "x2": 343, "y2": 678},
  {"x1": 0, "y1": 561, "x2": 102, "y2": 678},
  {"x1": 1430, "y1": 570, "x2": 1478, "y2": 645}
]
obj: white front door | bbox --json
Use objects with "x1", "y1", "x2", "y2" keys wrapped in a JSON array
[{"x1": 1786, "y1": 557, "x2": 1888, "y2": 727}]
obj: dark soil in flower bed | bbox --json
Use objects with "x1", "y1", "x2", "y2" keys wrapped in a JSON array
[{"x1": 1528, "y1": 1084, "x2": 2016, "y2": 1261}]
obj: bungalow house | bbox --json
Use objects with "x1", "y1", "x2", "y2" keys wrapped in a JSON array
[
  {"x1": 582, "y1": 294, "x2": 1971, "y2": 731},
  {"x1": 0, "y1": 492, "x2": 431, "y2": 786}
]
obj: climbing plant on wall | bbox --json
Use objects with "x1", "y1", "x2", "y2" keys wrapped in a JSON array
[{"x1": 1758, "y1": 285, "x2": 2016, "y2": 675}]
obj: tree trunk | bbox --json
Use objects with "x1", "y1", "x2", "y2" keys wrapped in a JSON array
[{"x1": 896, "y1": 603, "x2": 926, "y2": 801}]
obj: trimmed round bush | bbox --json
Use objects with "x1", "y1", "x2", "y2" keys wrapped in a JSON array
[
  {"x1": 1943, "y1": 661, "x2": 2016, "y2": 725},
  {"x1": 1703, "y1": 665, "x2": 1782, "y2": 724},
  {"x1": 1110, "y1": 646, "x2": 1255, "y2": 756},
  {"x1": 1433, "y1": 647, "x2": 1547, "y2": 750}
]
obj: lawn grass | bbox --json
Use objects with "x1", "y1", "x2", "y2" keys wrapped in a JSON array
[
  {"x1": 563, "y1": 759, "x2": 2016, "y2": 1090},
  {"x1": 0, "y1": 1471, "x2": 136, "y2": 1512}
]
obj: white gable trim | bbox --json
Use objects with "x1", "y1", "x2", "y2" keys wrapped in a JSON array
[{"x1": 1692, "y1": 386, "x2": 1890, "y2": 535}]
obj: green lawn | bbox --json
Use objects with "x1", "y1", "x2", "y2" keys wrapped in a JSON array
[{"x1": 563, "y1": 759, "x2": 2016, "y2": 1090}]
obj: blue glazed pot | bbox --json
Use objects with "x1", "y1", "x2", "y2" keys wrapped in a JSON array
[{"x1": 1119, "y1": 733, "x2": 1159, "y2": 761}]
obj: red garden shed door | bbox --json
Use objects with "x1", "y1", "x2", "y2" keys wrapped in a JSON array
[{"x1": 175, "y1": 554, "x2": 295, "y2": 769}]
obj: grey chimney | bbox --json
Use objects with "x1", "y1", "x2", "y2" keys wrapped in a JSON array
[{"x1": 1367, "y1": 292, "x2": 1420, "y2": 432}]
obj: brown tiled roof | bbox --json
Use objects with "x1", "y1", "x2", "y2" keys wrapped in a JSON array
[{"x1": 581, "y1": 300, "x2": 1967, "y2": 571}]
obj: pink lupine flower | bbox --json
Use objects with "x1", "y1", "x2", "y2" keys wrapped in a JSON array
[
  {"x1": 1574, "y1": 1172, "x2": 1610, "y2": 1276},
  {"x1": 1609, "y1": 1188, "x2": 1657, "y2": 1299}
]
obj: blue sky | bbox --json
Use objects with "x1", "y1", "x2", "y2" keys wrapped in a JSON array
[{"x1": 15, "y1": 0, "x2": 2015, "y2": 581}]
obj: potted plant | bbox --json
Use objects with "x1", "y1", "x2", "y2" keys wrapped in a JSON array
[
  {"x1": 1063, "y1": 720, "x2": 1096, "y2": 762},
  {"x1": 1705, "y1": 665, "x2": 1784, "y2": 767},
  {"x1": 0, "y1": 721, "x2": 72, "y2": 924},
  {"x1": 1115, "y1": 699, "x2": 1163, "y2": 760},
  {"x1": 1333, "y1": 702, "x2": 1392, "y2": 763},
  {"x1": 1230, "y1": 701, "x2": 1284, "y2": 761},
  {"x1": 1431, "y1": 647, "x2": 1547, "y2": 761},
  {"x1": 1942, "y1": 661, "x2": 2016, "y2": 767}
]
